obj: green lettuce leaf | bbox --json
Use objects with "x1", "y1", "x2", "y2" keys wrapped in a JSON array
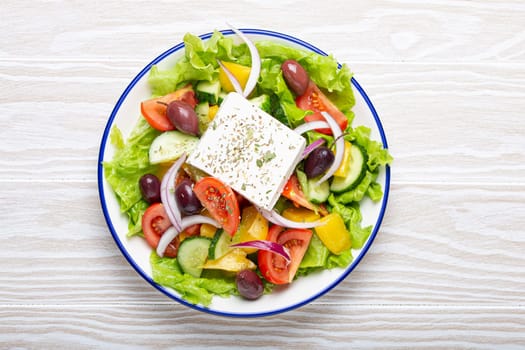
[
  {"x1": 148, "y1": 31, "x2": 242, "y2": 96},
  {"x1": 298, "y1": 200, "x2": 364, "y2": 275},
  {"x1": 255, "y1": 40, "x2": 355, "y2": 128},
  {"x1": 366, "y1": 182, "x2": 384, "y2": 202},
  {"x1": 150, "y1": 252, "x2": 237, "y2": 307},
  {"x1": 297, "y1": 231, "x2": 354, "y2": 276},
  {"x1": 103, "y1": 118, "x2": 160, "y2": 236},
  {"x1": 330, "y1": 125, "x2": 393, "y2": 204},
  {"x1": 299, "y1": 233, "x2": 330, "y2": 270},
  {"x1": 258, "y1": 58, "x2": 308, "y2": 127},
  {"x1": 328, "y1": 194, "x2": 372, "y2": 249},
  {"x1": 327, "y1": 248, "x2": 353, "y2": 268},
  {"x1": 346, "y1": 125, "x2": 393, "y2": 172},
  {"x1": 255, "y1": 41, "x2": 353, "y2": 93},
  {"x1": 335, "y1": 171, "x2": 376, "y2": 204}
]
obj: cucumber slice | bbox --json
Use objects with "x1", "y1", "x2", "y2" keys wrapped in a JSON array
[
  {"x1": 296, "y1": 169, "x2": 330, "y2": 204},
  {"x1": 330, "y1": 143, "x2": 368, "y2": 193},
  {"x1": 217, "y1": 91, "x2": 228, "y2": 105},
  {"x1": 196, "y1": 80, "x2": 221, "y2": 105},
  {"x1": 208, "y1": 229, "x2": 232, "y2": 260},
  {"x1": 195, "y1": 101, "x2": 210, "y2": 134},
  {"x1": 177, "y1": 236, "x2": 211, "y2": 278},
  {"x1": 249, "y1": 94, "x2": 272, "y2": 114},
  {"x1": 305, "y1": 178, "x2": 330, "y2": 204},
  {"x1": 149, "y1": 130, "x2": 199, "y2": 164}
]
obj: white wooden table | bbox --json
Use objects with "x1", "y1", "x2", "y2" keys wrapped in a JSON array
[{"x1": 2, "y1": 1, "x2": 524, "y2": 348}]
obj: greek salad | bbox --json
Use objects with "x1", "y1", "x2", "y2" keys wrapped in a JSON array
[{"x1": 103, "y1": 28, "x2": 392, "y2": 306}]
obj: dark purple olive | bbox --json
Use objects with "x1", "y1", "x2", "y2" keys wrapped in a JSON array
[
  {"x1": 281, "y1": 59, "x2": 310, "y2": 96},
  {"x1": 175, "y1": 178, "x2": 202, "y2": 215},
  {"x1": 236, "y1": 269, "x2": 264, "y2": 300},
  {"x1": 166, "y1": 100, "x2": 199, "y2": 136},
  {"x1": 304, "y1": 146, "x2": 335, "y2": 179},
  {"x1": 139, "y1": 174, "x2": 161, "y2": 204}
]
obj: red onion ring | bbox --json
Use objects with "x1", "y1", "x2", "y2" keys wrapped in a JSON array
[
  {"x1": 316, "y1": 112, "x2": 345, "y2": 185},
  {"x1": 257, "y1": 207, "x2": 324, "y2": 229},
  {"x1": 156, "y1": 226, "x2": 179, "y2": 258},
  {"x1": 231, "y1": 240, "x2": 291, "y2": 263},
  {"x1": 227, "y1": 23, "x2": 261, "y2": 98},
  {"x1": 302, "y1": 138, "x2": 325, "y2": 158},
  {"x1": 160, "y1": 153, "x2": 187, "y2": 231}
]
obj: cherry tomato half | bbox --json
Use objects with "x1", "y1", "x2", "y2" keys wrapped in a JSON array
[
  {"x1": 258, "y1": 225, "x2": 313, "y2": 285},
  {"x1": 141, "y1": 203, "x2": 171, "y2": 248},
  {"x1": 140, "y1": 203, "x2": 177, "y2": 257},
  {"x1": 193, "y1": 177, "x2": 240, "y2": 236},
  {"x1": 140, "y1": 84, "x2": 197, "y2": 131},
  {"x1": 296, "y1": 81, "x2": 348, "y2": 135}
]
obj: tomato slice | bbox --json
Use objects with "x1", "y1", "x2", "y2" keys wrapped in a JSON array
[
  {"x1": 142, "y1": 203, "x2": 187, "y2": 258},
  {"x1": 258, "y1": 225, "x2": 288, "y2": 284},
  {"x1": 282, "y1": 174, "x2": 328, "y2": 215},
  {"x1": 141, "y1": 203, "x2": 171, "y2": 248},
  {"x1": 258, "y1": 225, "x2": 313, "y2": 284},
  {"x1": 193, "y1": 177, "x2": 240, "y2": 236},
  {"x1": 140, "y1": 84, "x2": 197, "y2": 131},
  {"x1": 277, "y1": 229, "x2": 313, "y2": 283},
  {"x1": 296, "y1": 81, "x2": 348, "y2": 135},
  {"x1": 141, "y1": 203, "x2": 202, "y2": 258}
]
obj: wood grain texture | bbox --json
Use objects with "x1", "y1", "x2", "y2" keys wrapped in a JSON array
[
  {"x1": 1, "y1": 0, "x2": 525, "y2": 348},
  {"x1": 2, "y1": 0, "x2": 525, "y2": 63},
  {"x1": 2, "y1": 305, "x2": 524, "y2": 349}
]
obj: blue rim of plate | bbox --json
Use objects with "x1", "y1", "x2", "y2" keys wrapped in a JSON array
[{"x1": 97, "y1": 28, "x2": 390, "y2": 318}]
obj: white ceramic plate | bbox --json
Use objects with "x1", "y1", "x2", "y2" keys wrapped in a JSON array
[{"x1": 98, "y1": 28, "x2": 390, "y2": 317}]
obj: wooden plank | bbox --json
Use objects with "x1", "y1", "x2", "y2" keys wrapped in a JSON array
[
  {"x1": 2, "y1": 0, "x2": 525, "y2": 346},
  {"x1": 1, "y1": 182, "x2": 523, "y2": 305},
  {"x1": 1, "y1": 305, "x2": 524, "y2": 348},
  {"x1": 351, "y1": 62, "x2": 525, "y2": 185},
  {"x1": 1, "y1": 1, "x2": 524, "y2": 63}
]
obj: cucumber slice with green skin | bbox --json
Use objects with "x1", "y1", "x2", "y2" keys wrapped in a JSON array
[
  {"x1": 195, "y1": 101, "x2": 209, "y2": 118},
  {"x1": 296, "y1": 169, "x2": 330, "y2": 204},
  {"x1": 149, "y1": 130, "x2": 199, "y2": 164},
  {"x1": 195, "y1": 80, "x2": 221, "y2": 105},
  {"x1": 305, "y1": 178, "x2": 330, "y2": 204},
  {"x1": 208, "y1": 229, "x2": 232, "y2": 260},
  {"x1": 217, "y1": 91, "x2": 228, "y2": 105},
  {"x1": 330, "y1": 143, "x2": 368, "y2": 193},
  {"x1": 249, "y1": 94, "x2": 272, "y2": 114},
  {"x1": 177, "y1": 236, "x2": 211, "y2": 278},
  {"x1": 195, "y1": 101, "x2": 210, "y2": 134}
]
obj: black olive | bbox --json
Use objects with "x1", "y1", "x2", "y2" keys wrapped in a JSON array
[{"x1": 304, "y1": 146, "x2": 335, "y2": 179}]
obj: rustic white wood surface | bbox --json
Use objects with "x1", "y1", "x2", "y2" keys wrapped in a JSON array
[{"x1": 1, "y1": 0, "x2": 524, "y2": 348}]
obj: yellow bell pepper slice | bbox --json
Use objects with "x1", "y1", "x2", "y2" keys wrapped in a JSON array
[
  {"x1": 334, "y1": 141, "x2": 352, "y2": 177},
  {"x1": 282, "y1": 207, "x2": 321, "y2": 223},
  {"x1": 218, "y1": 61, "x2": 251, "y2": 92},
  {"x1": 233, "y1": 206, "x2": 269, "y2": 253},
  {"x1": 202, "y1": 248, "x2": 256, "y2": 272},
  {"x1": 208, "y1": 104, "x2": 219, "y2": 120},
  {"x1": 314, "y1": 213, "x2": 351, "y2": 255},
  {"x1": 200, "y1": 223, "x2": 217, "y2": 238}
]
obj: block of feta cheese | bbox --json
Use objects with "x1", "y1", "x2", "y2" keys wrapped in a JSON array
[{"x1": 187, "y1": 92, "x2": 306, "y2": 210}]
